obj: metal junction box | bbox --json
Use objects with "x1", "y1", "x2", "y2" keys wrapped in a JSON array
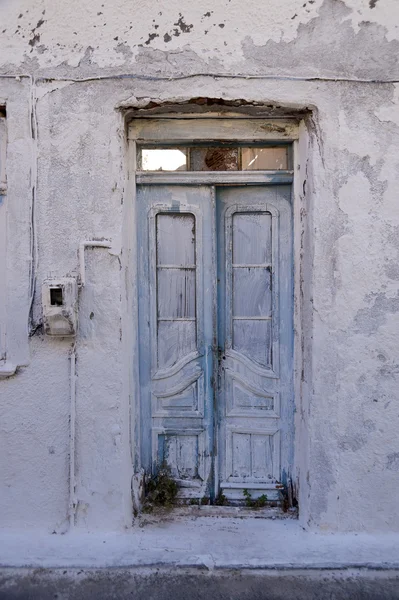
[{"x1": 42, "y1": 278, "x2": 78, "y2": 337}]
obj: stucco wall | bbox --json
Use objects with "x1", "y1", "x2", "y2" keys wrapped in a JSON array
[{"x1": 0, "y1": 0, "x2": 398, "y2": 533}]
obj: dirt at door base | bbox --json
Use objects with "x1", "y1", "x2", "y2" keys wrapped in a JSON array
[{"x1": 136, "y1": 504, "x2": 298, "y2": 527}]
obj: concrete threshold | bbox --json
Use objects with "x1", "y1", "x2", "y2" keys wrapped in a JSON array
[{"x1": 1, "y1": 517, "x2": 399, "y2": 570}]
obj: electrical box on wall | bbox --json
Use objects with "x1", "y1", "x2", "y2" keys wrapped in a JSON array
[{"x1": 42, "y1": 278, "x2": 78, "y2": 337}]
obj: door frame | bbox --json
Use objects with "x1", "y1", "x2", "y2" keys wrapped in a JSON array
[{"x1": 126, "y1": 114, "x2": 302, "y2": 506}]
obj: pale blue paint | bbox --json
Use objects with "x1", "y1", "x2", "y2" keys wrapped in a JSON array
[{"x1": 136, "y1": 183, "x2": 293, "y2": 502}]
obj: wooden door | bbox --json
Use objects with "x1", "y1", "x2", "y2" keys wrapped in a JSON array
[
  {"x1": 137, "y1": 185, "x2": 215, "y2": 500},
  {"x1": 216, "y1": 186, "x2": 293, "y2": 502},
  {"x1": 137, "y1": 184, "x2": 293, "y2": 503}
]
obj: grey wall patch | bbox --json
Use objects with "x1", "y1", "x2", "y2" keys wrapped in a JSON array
[
  {"x1": 387, "y1": 453, "x2": 399, "y2": 471},
  {"x1": 241, "y1": 0, "x2": 399, "y2": 80},
  {"x1": 353, "y1": 292, "x2": 399, "y2": 336}
]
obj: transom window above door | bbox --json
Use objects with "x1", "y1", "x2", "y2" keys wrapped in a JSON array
[{"x1": 137, "y1": 145, "x2": 292, "y2": 172}]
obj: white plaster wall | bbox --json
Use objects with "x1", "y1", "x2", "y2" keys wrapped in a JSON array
[{"x1": 0, "y1": 0, "x2": 398, "y2": 534}]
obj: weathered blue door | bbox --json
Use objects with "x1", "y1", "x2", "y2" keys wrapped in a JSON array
[
  {"x1": 216, "y1": 186, "x2": 293, "y2": 502},
  {"x1": 137, "y1": 184, "x2": 293, "y2": 502}
]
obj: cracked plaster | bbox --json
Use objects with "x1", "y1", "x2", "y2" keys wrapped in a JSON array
[{"x1": 0, "y1": 0, "x2": 399, "y2": 537}]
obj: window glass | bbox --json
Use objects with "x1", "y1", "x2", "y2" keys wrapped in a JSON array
[
  {"x1": 241, "y1": 147, "x2": 288, "y2": 170},
  {"x1": 232, "y1": 211, "x2": 272, "y2": 368},
  {"x1": 156, "y1": 213, "x2": 197, "y2": 368},
  {"x1": 190, "y1": 147, "x2": 238, "y2": 171},
  {"x1": 141, "y1": 148, "x2": 187, "y2": 171},
  {"x1": 138, "y1": 145, "x2": 290, "y2": 171}
]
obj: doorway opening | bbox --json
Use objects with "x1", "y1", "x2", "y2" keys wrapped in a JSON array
[{"x1": 129, "y1": 115, "x2": 298, "y2": 507}]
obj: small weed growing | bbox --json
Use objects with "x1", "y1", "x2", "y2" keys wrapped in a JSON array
[
  {"x1": 214, "y1": 492, "x2": 228, "y2": 506},
  {"x1": 243, "y1": 488, "x2": 268, "y2": 508},
  {"x1": 142, "y1": 462, "x2": 178, "y2": 513},
  {"x1": 279, "y1": 486, "x2": 289, "y2": 512},
  {"x1": 188, "y1": 496, "x2": 210, "y2": 506}
]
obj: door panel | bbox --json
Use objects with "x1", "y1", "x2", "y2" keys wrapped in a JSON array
[
  {"x1": 137, "y1": 184, "x2": 293, "y2": 503},
  {"x1": 137, "y1": 185, "x2": 215, "y2": 499},
  {"x1": 217, "y1": 186, "x2": 293, "y2": 501}
]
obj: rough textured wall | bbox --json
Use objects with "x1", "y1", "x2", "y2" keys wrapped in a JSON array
[
  {"x1": 0, "y1": 0, "x2": 398, "y2": 533},
  {"x1": 1, "y1": 0, "x2": 398, "y2": 80}
]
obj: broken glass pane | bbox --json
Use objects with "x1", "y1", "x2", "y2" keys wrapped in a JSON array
[
  {"x1": 241, "y1": 147, "x2": 288, "y2": 170},
  {"x1": 190, "y1": 147, "x2": 239, "y2": 171}
]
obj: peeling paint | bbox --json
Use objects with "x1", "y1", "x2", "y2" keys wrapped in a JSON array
[
  {"x1": 0, "y1": 0, "x2": 399, "y2": 536},
  {"x1": 0, "y1": 0, "x2": 397, "y2": 75}
]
